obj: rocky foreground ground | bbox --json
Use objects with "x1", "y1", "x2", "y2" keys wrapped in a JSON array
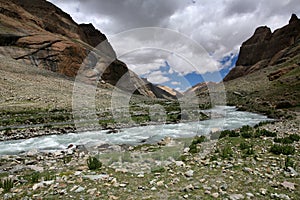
[{"x1": 0, "y1": 113, "x2": 299, "y2": 200}]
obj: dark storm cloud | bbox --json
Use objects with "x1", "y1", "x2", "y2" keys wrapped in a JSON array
[
  {"x1": 49, "y1": 0, "x2": 300, "y2": 74},
  {"x1": 50, "y1": 0, "x2": 187, "y2": 33}
]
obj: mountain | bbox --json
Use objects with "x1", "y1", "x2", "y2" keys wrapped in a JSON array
[
  {"x1": 224, "y1": 14, "x2": 300, "y2": 81},
  {"x1": 0, "y1": 0, "x2": 177, "y2": 99},
  {"x1": 222, "y1": 14, "x2": 300, "y2": 117}
]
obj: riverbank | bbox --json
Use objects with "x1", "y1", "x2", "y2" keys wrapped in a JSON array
[{"x1": 0, "y1": 115, "x2": 299, "y2": 199}]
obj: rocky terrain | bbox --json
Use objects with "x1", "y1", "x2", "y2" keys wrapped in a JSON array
[
  {"x1": 191, "y1": 14, "x2": 300, "y2": 119},
  {"x1": 224, "y1": 14, "x2": 300, "y2": 82},
  {"x1": 0, "y1": 120, "x2": 299, "y2": 199},
  {"x1": 0, "y1": 0, "x2": 178, "y2": 99},
  {"x1": 0, "y1": 1, "x2": 299, "y2": 200}
]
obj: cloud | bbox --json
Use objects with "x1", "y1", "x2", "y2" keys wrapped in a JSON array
[
  {"x1": 171, "y1": 81, "x2": 181, "y2": 86},
  {"x1": 49, "y1": 0, "x2": 300, "y2": 87},
  {"x1": 147, "y1": 70, "x2": 170, "y2": 84}
]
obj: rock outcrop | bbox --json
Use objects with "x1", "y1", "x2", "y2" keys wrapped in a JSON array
[
  {"x1": 0, "y1": 0, "x2": 177, "y2": 99},
  {"x1": 224, "y1": 14, "x2": 300, "y2": 81}
]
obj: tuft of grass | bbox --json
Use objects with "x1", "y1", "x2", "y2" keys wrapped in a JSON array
[
  {"x1": 239, "y1": 142, "x2": 251, "y2": 150},
  {"x1": 189, "y1": 135, "x2": 206, "y2": 153},
  {"x1": 29, "y1": 172, "x2": 41, "y2": 183},
  {"x1": 151, "y1": 166, "x2": 165, "y2": 173},
  {"x1": 87, "y1": 156, "x2": 102, "y2": 170},
  {"x1": 0, "y1": 178, "x2": 14, "y2": 193},
  {"x1": 284, "y1": 156, "x2": 295, "y2": 169},
  {"x1": 220, "y1": 146, "x2": 233, "y2": 159}
]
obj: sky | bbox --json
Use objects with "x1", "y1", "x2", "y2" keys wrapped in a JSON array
[{"x1": 49, "y1": 0, "x2": 300, "y2": 92}]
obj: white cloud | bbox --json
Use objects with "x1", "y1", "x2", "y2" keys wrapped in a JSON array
[
  {"x1": 147, "y1": 70, "x2": 170, "y2": 84},
  {"x1": 171, "y1": 81, "x2": 181, "y2": 86}
]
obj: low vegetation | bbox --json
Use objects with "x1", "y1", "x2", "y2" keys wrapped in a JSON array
[{"x1": 87, "y1": 156, "x2": 102, "y2": 170}]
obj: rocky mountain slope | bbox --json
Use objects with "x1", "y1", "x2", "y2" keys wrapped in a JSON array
[
  {"x1": 0, "y1": 0, "x2": 177, "y2": 99},
  {"x1": 223, "y1": 14, "x2": 300, "y2": 117},
  {"x1": 224, "y1": 14, "x2": 300, "y2": 82},
  {"x1": 185, "y1": 14, "x2": 300, "y2": 118}
]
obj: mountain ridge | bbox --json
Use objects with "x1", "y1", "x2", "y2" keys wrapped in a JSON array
[
  {"x1": 0, "y1": 0, "x2": 179, "y2": 100},
  {"x1": 224, "y1": 14, "x2": 300, "y2": 81}
]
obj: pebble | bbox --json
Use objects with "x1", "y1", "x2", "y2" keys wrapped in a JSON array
[
  {"x1": 150, "y1": 187, "x2": 157, "y2": 191},
  {"x1": 87, "y1": 188, "x2": 97, "y2": 195},
  {"x1": 137, "y1": 173, "x2": 144, "y2": 178},
  {"x1": 183, "y1": 184, "x2": 194, "y2": 192},
  {"x1": 246, "y1": 192, "x2": 254, "y2": 198},
  {"x1": 281, "y1": 181, "x2": 295, "y2": 191},
  {"x1": 229, "y1": 194, "x2": 245, "y2": 200},
  {"x1": 75, "y1": 186, "x2": 85, "y2": 193},
  {"x1": 270, "y1": 193, "x2": 290, "y2": 200},
  {"x1": 156, "y1": 180, "x2": 164, "y2": 187},
  {"x1": 260, "y1": 188, "x2": 267, "y2": 195},
  {"x1": 185, "y1": 170, "x2": 194, "y2": 177},
  {"x1": 211, "y1": 192, "x2": 219, "y2": 198},
  {"x1": 286, "y1": 167, "x2": 298, "y2": 177}
]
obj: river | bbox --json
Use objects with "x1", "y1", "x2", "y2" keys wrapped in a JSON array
[{"x1": 0, "y1": 106, "x2": 273, "y2": 155}]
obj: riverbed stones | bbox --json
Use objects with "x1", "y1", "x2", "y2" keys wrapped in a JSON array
[
  {"x1": 229, "y1": 194, "x2": 245, "y2": 200},
  {"x1": 281, "y1": 181, "x2": 296, "y2": 191},
  {"x1": 184, "y1": 170, "x2": 194, "y2": 177}
]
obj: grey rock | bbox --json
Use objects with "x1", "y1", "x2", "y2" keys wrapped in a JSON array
[
  {"x1": 185, "y1": 170, "x2": 194, "y2": 177},
  {"x1": 271, "y1": 193, "x2": 290, "y2": 200},
  {"x1": 220, "y1": 183, "x2": 228, "y2": 191},
  {"x1": 246, "y1": 192, "x2": 254, "y2": 198},
  {"x1": 75, "y1": 186, "x2": 85, "y2": 193},
  {"x1": 287, "y1": 167, "x2": 298, "y2": 177},
  {"x1": 281, "y1": 181, "x2": 295, "y2": 191},
  {"x1": 229, "y1": 194, "x2": 245, "y2": 200},
  {"x1": 83, "y1": 174, "x2": 109, "y2": 181}
]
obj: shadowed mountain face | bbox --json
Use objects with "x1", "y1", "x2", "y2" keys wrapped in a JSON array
[
  {"x1": 0, "y1": 0, "x2": 178, "y2": 99},
  {"x1": 224, "y1": 14, "x2": 300, "y2": 82},
  {"x1": 184, "y1": 15, "x2": 300, "y2": 117},
  {"x1": 220, "y1": 14, "x2": 300, "y2": 117}
]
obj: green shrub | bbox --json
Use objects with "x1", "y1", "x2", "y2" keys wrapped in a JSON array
[
  {"x1": 220, "y1": 146, "x2": 233, "y2": 159},
  {"x1": 274, "y1": 137, "x2": 293, "y2": 144},
  {"x1": 239, "y1": 142, "x2": 251, "y2": 150},
  {"x1": 241, "y1": 132, "x2": 253, "y2": 138},
  {"x1": 30, "y1": 172, "x2": 40, "y2": 183},
  {"x1": 257, "y1": 129, "x2": 277, "y2": 137},
  {"x1": 270, "y1": 144, "x2": 295, "y2": 155},
  {"x1": 219, "y1": 130, "x2": 235, "y2": 138},
  {"x1": 229, "y1": 131, "x2": 240, "y2": 137},
  {"x1": 284, "y1": 156, "x2": 294, "y2": 169},
  {"x1": 0, "y1": 178, "x2": 14, "y2": 193},
  {"x1": 192, "y1": 135, "x2": 206, "y2": 144},
  {"x1": 240, "y1": 125, "x2": 252, "y2": 133},
  {"x1": 189, "y1": 143, "x2": 198, "y2": 154},
  {"x1": 244, "y1": 148, "x2": 255, "y2": 156},
  {"x1": 189, "y1": 135, "x2": 206, "y2": 153},
  {"x1": 288, "y1": 134, "x2": 300, "y2": 142},
  {"x1": 87, "y1": 156, "x2": 102, "y2": 170}
]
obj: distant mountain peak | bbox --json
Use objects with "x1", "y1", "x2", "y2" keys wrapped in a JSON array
[
  {"x1": 289, "y1": 13, "x2": 299, "y2": 24},
  {"x1": 224, "y1": 14, "x2": 300, "y2": 82}
]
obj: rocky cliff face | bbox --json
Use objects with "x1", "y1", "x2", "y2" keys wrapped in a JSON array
[
  {"x1": 0, "y1": 0, "x2": 176, "y2": 99},
  {"x1": 224, "y1": 14, "x2": 300, "y2": 81}
]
